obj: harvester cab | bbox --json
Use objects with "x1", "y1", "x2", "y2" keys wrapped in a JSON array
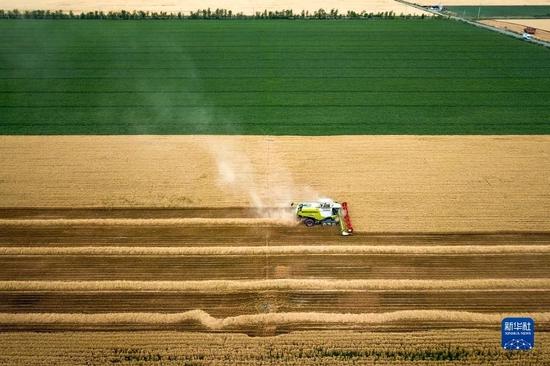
[{"x1": 291, "y1": 198, "x2": 354, "y2": 236}]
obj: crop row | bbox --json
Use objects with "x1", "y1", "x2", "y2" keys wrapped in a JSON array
[
  {"x1": 2, "y1": 69, "x2": 549, "y2": 79},
  {"x1": 4, "y1": 58, "x2": 550, "y2": 68},
  {"x1": 4, "y1": 244, "x2": 550, "y2": 255},
  {"x1": 1, "y1": 78, "x2": 547, "y2": 92},
  {"x1": 2, "y1": 107, "x2": 548, "y2": 135},
  {"x1": 2, "y1": 92, "x2": 548, "y2": 107},
  {"x1": 2, "y1": 279, "x2": 550, "y2": 291}
]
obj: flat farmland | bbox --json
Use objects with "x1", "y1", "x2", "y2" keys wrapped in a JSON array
[
  {"x1": 2, "y1": 330, "x2": 549, "y2": 365},
  {"x1": 2, "y1": 136, "x2": 550, "y2": 232},
  {"x1": 3, "y1": 206, "x2": 548, "y2": 363},
  {"x1": 1, "y1": 17, "x2": 550, "y2": 365},
  {"x1": 480, "y1": 19, "x2": 550, "y2": 41},
  {"x1": 500, "y1": 18, "x2": 550, "y2": 30},
  {"x1": 485, "y1": 18, "x2": 550, "y2": 31},
  {"x1": 1, "y1": 213, "x2": 550, "y2": 335},
  {"x1": 1, "y1": 20, "x2": 550, "y2": 134}
]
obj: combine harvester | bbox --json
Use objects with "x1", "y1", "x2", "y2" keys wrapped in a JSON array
[{"x1": 292, "y1": 198, "x2": 354, "y2": 236}]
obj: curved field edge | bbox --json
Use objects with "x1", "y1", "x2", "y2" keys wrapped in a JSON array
[{"x1": 1, "y1": 310, "x2": 549, "y2": 329}]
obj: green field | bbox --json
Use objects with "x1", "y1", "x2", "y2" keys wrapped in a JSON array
[
  {"x1": 0, "y1": 19, "x2": 549, "y2": 135},
  {"x1": 446, "y1": 6, "x2": 550, "y2": 19}
]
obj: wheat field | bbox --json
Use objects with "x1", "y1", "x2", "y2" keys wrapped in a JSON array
[
  {"x1": 2, "y1": 136, "x2": 550, "y2": 232},
  {"x1": 1, "y1": 330, "x2": 548, "y2": 365},
  {"x1": 1, "y1": 13, "x2": 549, "y2": 364},
  {"x1": 1, "y1": 182, "x2": 549, "y2": 364}
]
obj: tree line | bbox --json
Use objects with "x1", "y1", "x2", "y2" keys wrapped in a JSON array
[{"x1": 0, "y1": 9, "x2": 429, "y2": 20}]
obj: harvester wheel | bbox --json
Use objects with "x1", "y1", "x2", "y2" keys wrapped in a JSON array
[{"x1": 303, "y1": 218, "x2": 315, "y2": 227}]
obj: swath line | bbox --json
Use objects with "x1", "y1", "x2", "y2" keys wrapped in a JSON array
[
  {"x1": 2, "y1": 245, "x2": 550, "y2": 256},
  {"x1": 1, "y1": 279, "x2": 548, "y2": 291},
  {"x1": 0, "y1": 310, "x2": 549, "y2": 329},
  {"x1": 0, "y1": 218, "x2": 295, "y2": 227}
]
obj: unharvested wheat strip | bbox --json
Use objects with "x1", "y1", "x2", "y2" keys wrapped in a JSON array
[
  {"x1": 2, "y1": 245, "x2": 550, "y2": 256},
  {"x1": 1, "y1": 279, "x2": 549, "y2": 291},
  {"x1": 0, "y1": 310, "x2": 549, "y2": 329},
  {"x1": 0, "y1": 218, "x2": 295, "y2": 227},
  {"x1": 3, "y1": 136, "x2": 550, "y2": 232}
]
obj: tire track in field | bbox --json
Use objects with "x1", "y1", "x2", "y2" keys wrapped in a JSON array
[
  {"x1": 3, "y1": 290, "x2": 549, "y2": 315},
  {"x1": 1, "y1": 253, "x2": 548, "y2": 280},
  {"x1": 1, "y1": 213, "x2": 549, "y2": 332}
]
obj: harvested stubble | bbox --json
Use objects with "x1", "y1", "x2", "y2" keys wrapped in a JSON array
[
  {"x1": 2, "y1": 278, "x2": 549, "y2": 291},
  {"x1": 0, "y1": 217, "x2": 294, "y2": 227}
]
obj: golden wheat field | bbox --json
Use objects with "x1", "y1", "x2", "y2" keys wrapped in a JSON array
[
  {"x1": 481, "y1": 19, "x2": 550, "y2": 41},
  {"x1": 1, "y1": 136, "x2": 549, "y2": 364},
  {"x1": 502, "y1": 18, "x2": 550, "y2": 32},
  {"x1": 0, "y1": 0, "x2": 549, "y2": 359},
  {"x1": 2, "y1": 135, "x2": 550, "y2": 232},
  {"x1": 1, "y1": 330, "x2": 549, "y2": 365},
  {"x1": 1, "y1": 207, "x2": 550, "y2": 363}
]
